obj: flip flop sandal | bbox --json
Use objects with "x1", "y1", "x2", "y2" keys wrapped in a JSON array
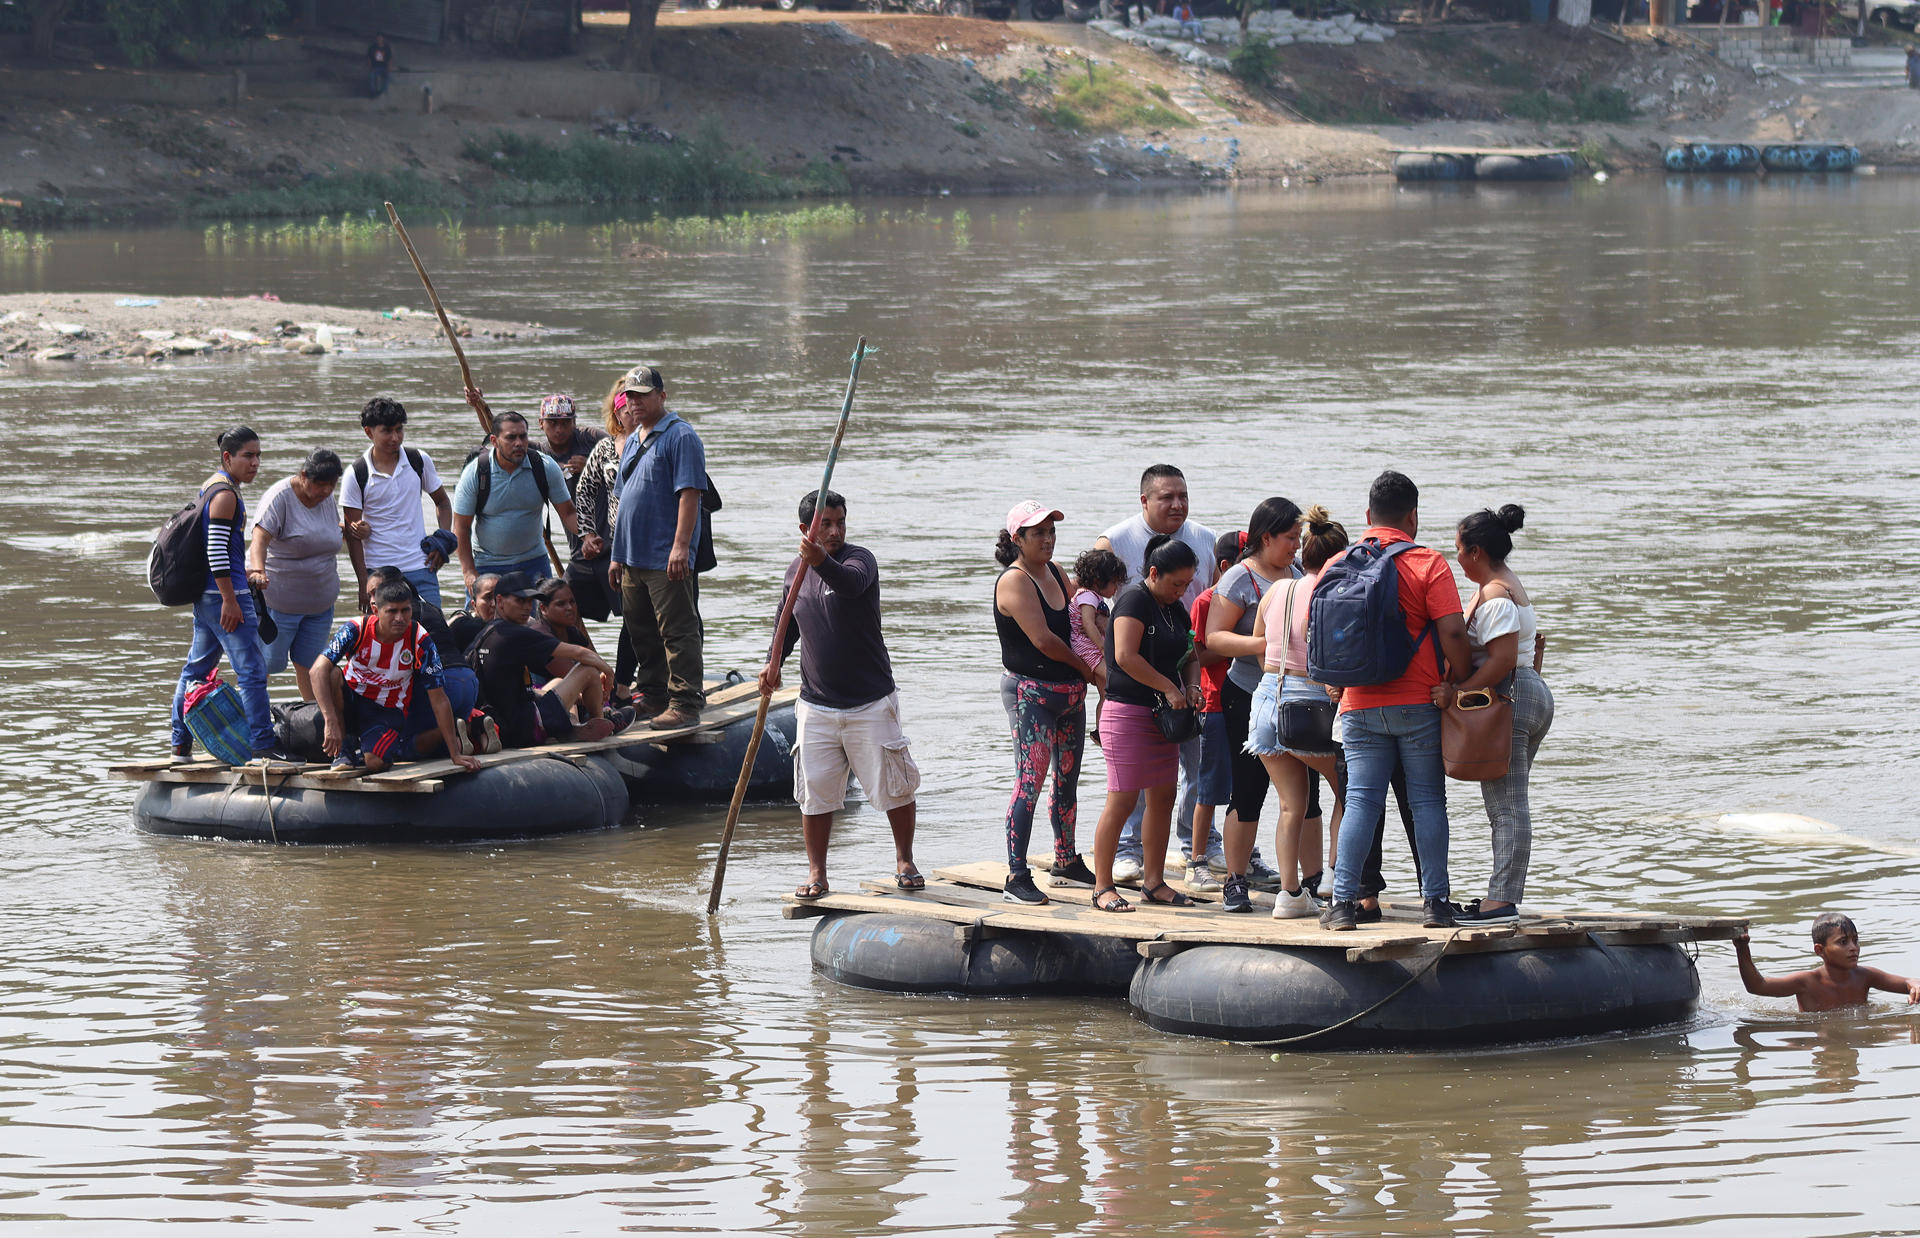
[
  {"x1": 895, "y1": 870, "x2": 926, "y2": 891},
  {"x1": 794, "y1": 880, "x2": 830, "y2": 901},
  {"x1": 1141, "y1": 883, "x2": 1194, "y2": 907},
  {"x1": 1092, "y1": 885, "x2": 1134, "y2": 913}
]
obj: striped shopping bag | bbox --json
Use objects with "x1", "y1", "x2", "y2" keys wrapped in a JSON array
[{"x1": 182, "y1": 672, "x2": 252, "y2": 766}]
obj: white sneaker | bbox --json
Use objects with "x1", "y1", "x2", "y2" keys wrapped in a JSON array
[
  {"x1": 453, "y1": 718, "x2": 474, "y2": 756},
  {"x1": 1113, "y1": 856, "x2": 1144, "y2": 883},
  {"x1": 1271, "y1": 887, "x2": 1316, "y2": 919},
  {"x1": 1184, "y1": 863, "x2": 1222, "y2": 893}
]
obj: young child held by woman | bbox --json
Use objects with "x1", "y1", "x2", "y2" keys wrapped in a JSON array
[{"x1": 1071, "y1": 548, "x2": 1127, "y2": 742}]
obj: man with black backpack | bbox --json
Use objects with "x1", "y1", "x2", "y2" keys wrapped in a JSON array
[
  {"x1": 606, "y1": 364, "x2": 708, "y2": 730},
  {"x1": 342, "y1": 397, "x2": 455, "y2": 611},
  {"x1": 452, "y1": 411, "x2": 580, "y2": 602},
  {"x1": 1308, "y1": 471, "x2": 1473, "y2": 931}
]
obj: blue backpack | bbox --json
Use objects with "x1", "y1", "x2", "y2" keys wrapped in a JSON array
[{"x1": 1306, "y1": 538, "x2": 1438, "y2": 687}]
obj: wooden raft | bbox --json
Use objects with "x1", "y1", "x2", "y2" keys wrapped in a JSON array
[
  {"x1": 108, "y1": 679, "x2": 797, "y2": 796},
  {"x1": 1389, "y1": 145, "x2": 1578, "y2": 158},
  {"x1": 784, "y1": 858, "x2": 1747, "y2": 965}
]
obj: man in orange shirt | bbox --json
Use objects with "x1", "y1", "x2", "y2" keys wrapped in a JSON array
[{"x1": 1323, "y1": 472, "x2": 1473, "y2": 931}]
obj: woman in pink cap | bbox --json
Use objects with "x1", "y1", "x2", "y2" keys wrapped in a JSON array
[{"x1": 993, "y1": 500, "x2": 1099, "y2": 905}]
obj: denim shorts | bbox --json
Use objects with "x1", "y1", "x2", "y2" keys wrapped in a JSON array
[
  {"x1": 1246, "y1": 671, "x2": 1285, "y2": 756},
  {"x1": 1192, "y1": 709, "x2": 1233, "y2": 806}
]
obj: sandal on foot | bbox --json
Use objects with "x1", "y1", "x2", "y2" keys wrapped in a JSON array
[
  {"x1": 1141, "y1": 883, "x2": 1194, "y2": 907},
  {"x1": 1092, "y1": 885, "x2": 1134, "y2": 913},
  {"x1": 895, "y1": 869, "x2": 926, "y2": 891},
  {"x1": 794, "y1": 880, "x2": 829, "y2": 901}
]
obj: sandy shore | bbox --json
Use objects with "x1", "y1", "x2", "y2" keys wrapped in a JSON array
[{"x1": 0, "y1": 293, "x2": 540, "y2": 368}]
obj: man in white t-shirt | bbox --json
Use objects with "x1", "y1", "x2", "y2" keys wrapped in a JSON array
[
  {"x1": 341, "y1": 396, "x2": 454, "y2": 611},
  {"x1": 1094, "y1": 464, "x2": 1278, "y2": 889}
]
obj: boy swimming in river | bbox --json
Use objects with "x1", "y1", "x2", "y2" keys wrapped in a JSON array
[{"x1": 1734, "y1": 913, "x2": 1920, "y2": 1012}]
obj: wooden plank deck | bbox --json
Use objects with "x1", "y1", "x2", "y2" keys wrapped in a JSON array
[
  {"x1": 787, "y1": 858, "x2": 1747, "y2": 964},
  {"x1": 1389, "y1": 146, "x2": 1577, "y2": 157},
  {"x1": 108, "y1": 680, "x2": 794, "y2": 795}
]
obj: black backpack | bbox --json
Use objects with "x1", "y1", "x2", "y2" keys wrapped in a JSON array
[
  {"x1": 464, "y1": 442, "x2": 552, "y2": 515},
  {"x1": 149, "y1": 481, "x2": 236, "y2": 606},
  {"x1": 350, "y1": 447, "x2": 426, "y2": 503}
]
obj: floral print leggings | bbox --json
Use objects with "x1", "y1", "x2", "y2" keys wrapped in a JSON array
[{"x1": 1001, "y1": 673, "x2": 1087, "y2": 874}]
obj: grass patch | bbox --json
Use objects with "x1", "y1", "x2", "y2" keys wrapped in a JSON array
[
  {"x1": 1, "y1": 228, "x2": 50, "y2": 254},
  {"x1": 189, "y1": 169, "x2": 462, "y2": 219},
  {"x1": 955, "y1": 119, "x2": 982, "y2": 138},
  {"x1": 1290, "y1": 89, "x2": 1404, "y2": 125},
  {"x1": 1505, "y1": 83, "x2": 1636, "y2": 123},
  {"x1": 633, "y1": 203, "x2": 861, "y2": 244},
  {"x1": 1040, "y1": 63, "x2": 1194, "y2": 132},
  {"x1": 1229, "y1": 39, "x2": 1280, "y2": 88},
  {"x1": 1486, "y1": 59, "x2": 1538, "y2": 90},
  {"x1": 1574, "y1": 138, "x2": 1611, "y2": 170}
]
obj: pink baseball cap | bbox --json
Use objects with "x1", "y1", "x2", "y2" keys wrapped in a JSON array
[{"x1": 1006, "y1": 500, "x2": 1065, "y2": 537}]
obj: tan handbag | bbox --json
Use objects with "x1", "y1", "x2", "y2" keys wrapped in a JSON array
[{"x1": 1441, "y1": 591, "x2": 1514, "y2": 781}]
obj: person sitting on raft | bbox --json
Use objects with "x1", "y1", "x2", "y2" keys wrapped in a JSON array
[
  {"x1": 1735, "y1": 914, "x2": 1920, "y2": 1012},
  {"x1": 468, "y1": 572, "x2": 633, "y2": 748},
  {"x1": 311, "y1": 579, "x2": 483, "y2": 773},
  {"x1": 447, "y1": 572, "x2": 500, "y2": 655},
  {"x1": 365, "y1": 566, "x2": 496, "y2": 754}
]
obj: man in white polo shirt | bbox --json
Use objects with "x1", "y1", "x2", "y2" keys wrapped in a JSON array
[{"x1": 342, "y1": 396, "x2": 454, "y2": 610}]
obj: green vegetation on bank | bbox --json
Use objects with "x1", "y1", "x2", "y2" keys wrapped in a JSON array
[
  {"x1": 177, "y1": 126, "x2": 849, "y2": 221},
  {"x1": 1505, "y1": 82, "x2": 1637, "y2": 124},
  {"x1": 1041, "y1": 63, "x2": 1193, "y2": 133}
]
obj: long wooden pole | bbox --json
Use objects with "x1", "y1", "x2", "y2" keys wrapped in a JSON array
[
  {"x1": 707, "y1": 337, "x2": 870, "y2": 916},
  {"x1": 385, "y1": 201, "x2": 492, "y2": 439}
]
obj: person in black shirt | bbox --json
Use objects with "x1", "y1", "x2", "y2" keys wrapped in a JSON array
[
  {"x1": 469, "y1": 572, "x2": 630, "y2": 748},
  {"x1": 367, "y1": 34, "x2": 391, "y2": 98},
  {"x1": 758, "y1": 489, "x2": 922, "y2": 900},
  {"x1": 1090, "y1": 533, "x2": 1200, "y2": 913},
  {"x1": 446, "y1": 572, "x2": 500, "y2": 655}
]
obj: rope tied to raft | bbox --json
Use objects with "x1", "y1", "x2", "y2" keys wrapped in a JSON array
[
  {"x1": 257, "y1": 760, "x2": 279, "y2": 844},
  {"x1": 1247, "y1": 925, "x2": 1469, "y2": 1049}
]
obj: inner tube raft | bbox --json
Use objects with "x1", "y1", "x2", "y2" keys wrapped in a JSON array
[
  {"x1": 1664, "y1": 142, "x2": 1760, "y2": 173},
  {"x1": 1760, "y1": 143, "x2": 1859, "y2": 172},
  {"x1": 810, "y1": 912, "x2": 1140, "y2": 996},
  {"x1": 133, "y1": 753, "x2": 630, "y2": 844},
  {"x1": 1393, "y1": 152, "x2": 1475, "y2": 182},
  {"x1": 1130, "y1": 941, "x2": 1699, "y2": 1048},
  {"x1": 1475, "y1": 152, "x2": 1576, "y2": 181},
  {"x1": 606, "y1": 698, "x2": 796, "y2": 802}
]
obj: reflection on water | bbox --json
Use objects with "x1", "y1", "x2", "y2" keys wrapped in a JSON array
[{"x1": 4, "y1": 178, "x2": 1920, "y2": 1232}]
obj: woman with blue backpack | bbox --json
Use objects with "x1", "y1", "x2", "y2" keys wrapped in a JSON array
[{"x1": 167, "y1": 427, "x2": 276, "y2": 764}]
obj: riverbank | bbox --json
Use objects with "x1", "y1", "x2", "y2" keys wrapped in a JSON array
[
  {"x1": 0, "y1": 292, "x2": 538, "y2": 367},
  {"x1": 5, "y1": 11, "x2": 1920, "y2": 222}
]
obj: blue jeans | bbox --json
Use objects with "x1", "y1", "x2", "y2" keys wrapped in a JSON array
[
  {"x1": 369, "y1": 67, "x2": 389, "y2": 97},
  {"x1": 471, "y1": 553, "x2": 551, "y2": 604},
  {"x1": 411, "y1": 666, "x2": 480, "y2": 733},
  {"x1": 404, "y1": 568, "x2": 443, "y2": 609},
  {"x1": 171, "y1": 590, "x2": 275, "y2": 755},
  {"x1": 261, "y1": 605, "x2": 335, "y2": 675},
  {"x1": 1334, "y1": 704, "x2": 1450, "y2": 902}
]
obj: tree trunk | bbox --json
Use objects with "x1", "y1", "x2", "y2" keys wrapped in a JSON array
[
  {"x1": 623, "y1": 0, "x2": 663, "y2": 70},
  {"x1": 30, "y1": 0, "x2": 73, "y2": 59}
]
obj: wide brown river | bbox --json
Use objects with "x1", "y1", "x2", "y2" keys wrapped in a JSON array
[{"x1": 4, "y1": 176, "x2": 1920, "y2": 1234}]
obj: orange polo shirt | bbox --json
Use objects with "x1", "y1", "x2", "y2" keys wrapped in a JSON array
[{"x1": 1335, "y1": 527, "x2": 1463, "y2": 713}]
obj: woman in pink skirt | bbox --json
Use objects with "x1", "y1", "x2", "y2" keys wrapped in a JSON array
[{"x1": 1091, "y1": 533, "x2": 1200, "y2": 912}]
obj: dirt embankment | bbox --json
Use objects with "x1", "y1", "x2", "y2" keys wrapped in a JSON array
[
  {"x1": 3, "y1": 11, "x2": 1918, "y2": 220},
  {"x1": 0, "y1": 292, "x2": 538, "y2": 367}
]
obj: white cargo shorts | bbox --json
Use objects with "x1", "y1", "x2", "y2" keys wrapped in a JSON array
[{"x1": 792, "y1": 691, "x2": 921, "y2": 816}]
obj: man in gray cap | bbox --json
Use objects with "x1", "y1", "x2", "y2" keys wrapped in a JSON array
[{"x1": 606, "y1": 364, "x2": 708, "y2": 730}]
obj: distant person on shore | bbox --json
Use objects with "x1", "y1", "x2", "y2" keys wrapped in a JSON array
[
  {"x1": 453, "y1": 401, "x2": 578, "y2": 599},
  {"x1": 368, "y1": 34, "x2": 392, "y2": 98},
  {"x1": 761, "y1": 489, "x2": 922, "y2": 902},
  {"x1": 1320, "y1": 471, "x2": 1472, "y2": 932},
  {"x1": 468, "y1": 572, "x2": 631, "y2": 748},
  {"x1": 341, "y1": 396, "x2": 453, "y2": 610},
  {"x1": 312, "y1": 578, "x2": 482, "y2": 772},
  {"x1": 1438, "y1": 504, "x2": 1552, "y2": 925},
  {"x1": 247, "y1": 447, "x2": 344, "y2": 703},
  {"x1": 1907, "y1": 44, "x2": 1920, "y2": 89},
  {"x1": 607, "y1": 364, "x2": 708, "y2": 730},
  {"x1": 1070, "y1": 547, "x2": 1127, "y2": 742},
  {"x1": 1172, "y1": 0, "x2": 1204, "y2": 39},
  {"x1": 1249, "y1": 504, "x2": 1348, "y2": 919},
  {"x1": 168, "y1": 426, "x2": 276, "y2": 763},
  {"x1": 1736, "y1": 914, "x2": 1920, "y2": 1011},
  {"x1": 1090, "y1": 534, "x2": 1201, "y2": 913},
  {"x1": 994, "y1": 500, "x2": 1099, "y2": 906}
]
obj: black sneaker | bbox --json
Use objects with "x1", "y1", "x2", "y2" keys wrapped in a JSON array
[
  {"x1": 1220, "y1": 874, "x2": 1253, "y2": 914},
  {"x1": 1048, "y1": 854, "x2": 1097, "y2": 887},
  {"x1": 1355, "y1": 901, "x2": 1383, "y2": 924},
  {"x1": 1454, "y1": 899, "x2": 1519, "y2": 924},
  {"x1": 1321, "y1": 899, "x2": 1358, "y2": 931},
  {"x1": 1301, "y1": 870, "x2": 1330, "y2": 905},
  {"x1": 1422, "y1": 897, "x2": 1456, "y2": 928},
  {"x1": 1244, "y1": 857, "x2": 1284, "y2": 893},
  {"x1": 1004, "y1": 871, "x2": 1049, "y2": 905}
]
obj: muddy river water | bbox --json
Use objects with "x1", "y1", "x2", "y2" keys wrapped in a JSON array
[{"x1": 4, "y1": 175, "x2": 1920, "y2": 1233}]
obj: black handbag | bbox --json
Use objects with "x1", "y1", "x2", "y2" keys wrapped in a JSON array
[
  {"x1": 564, "y1": 552, "x2": 620, "y2": 622},
  {"x1": 1151, "y1": 695, "x2": 1199, "y2": 744},
  {"x1": 1273, "y1": 578, "x2": 1335, "y2": 753}
]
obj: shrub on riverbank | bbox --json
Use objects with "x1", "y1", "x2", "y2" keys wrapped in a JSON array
[
  {"x1": 1506, "y1": 83, "x2": 1636, "y2": 124},
  {"x1": 190, "y1": 170, "x2": 464, "y2": 219},
  {"x1": 1041, "y1": 63, "x2": 1193, "y2": 133},
  {"x1": 463, "y1": 127, "x2": 848, "y2": 207}
]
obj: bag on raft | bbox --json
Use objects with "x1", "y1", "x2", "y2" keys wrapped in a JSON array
[
  {"x1": 148, "y1": 481, "x2": 236, "y2": 607},
  {"x1": 272, "y1": 700, "x2": 328, "y2": 763},
  {"x1": 182, "y1": 671, "x2": 252, "y2": 765},
  {"x1": 1306, "y1": 537, "x2": 1436, "y2": 688}
]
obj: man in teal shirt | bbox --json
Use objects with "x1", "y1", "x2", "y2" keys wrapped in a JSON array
[{"x1": 452, "y1": 409, "x2": 578, "y2": 601}]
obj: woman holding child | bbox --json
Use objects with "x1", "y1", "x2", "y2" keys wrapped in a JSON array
[
  {"x1": 1204, "y1": 498, "x2": 1302, "y2": 913},
  {"x1": 1090, "y1": 534, "x2": 1200, "y2": 913},
  {"x1": 1438, "y1": 504, "x2": 1552, "y2": 924},
  {"x1": 1248, "y1": 505, "x2": 1349, "y2": 919},
  {"x1": 994, "y1": 502, "x2": 1100, "y2": 905}
]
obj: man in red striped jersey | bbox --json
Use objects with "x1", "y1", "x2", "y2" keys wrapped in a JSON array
[{"x1": 313, "y1": 578, "x2": 484, "y2": 774}]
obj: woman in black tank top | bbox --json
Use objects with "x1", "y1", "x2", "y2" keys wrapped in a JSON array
[{"x1": 993, "y1": 503, "x2": 1097, "y2": 905}]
